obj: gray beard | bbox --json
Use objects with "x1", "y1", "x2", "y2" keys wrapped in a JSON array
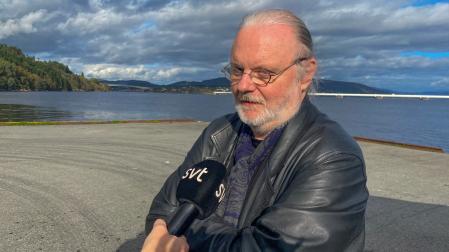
[
  {"x1": 234, "y1": 96, "x2": 301, "y2": 137},
  {"x1": 235, "y1": 103, "x2": 277, "y2": 128},
  {"x1": 233, "y1": 80, "x2": 302, "y2": 134}
]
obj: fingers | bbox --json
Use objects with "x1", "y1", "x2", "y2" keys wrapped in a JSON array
[
  {"x1": 142, "y1": 219, "x2": 189, "y2": 252},
  {"x1": 169, "y1": 235, "x2": 189, "y2": 252},
  {"x1": 178, "y1": 236, "x2": 189, "y2": 252},
  {"x1": 151, "y1": 219, "x2": 168, "y2": 235},
  {"x1": 153, "y1": 219, "x2": 167, "y2": 228}
]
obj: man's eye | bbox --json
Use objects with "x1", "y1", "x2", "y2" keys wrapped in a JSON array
[
  {"x1": 231, "y1": 66, "x2": 244, "y2": 76},
  {"x1": 254, "y1": 70, "x2": 273, "y2": 79}
]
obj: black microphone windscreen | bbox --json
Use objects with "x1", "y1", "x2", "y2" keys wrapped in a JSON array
[{"x1": 176, "y1": 159, "x2": 226, "y2": 219}]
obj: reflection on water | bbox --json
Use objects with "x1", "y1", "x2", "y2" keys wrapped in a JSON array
[{"x1": 0, "y1": 104, "x2": 78, "y2": 122}]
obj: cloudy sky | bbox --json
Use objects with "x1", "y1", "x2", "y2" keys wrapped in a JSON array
[{"x1": 1, "y1": 0, "x2": 448, "y2": 92}]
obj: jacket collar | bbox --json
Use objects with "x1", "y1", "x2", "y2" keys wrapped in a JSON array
[
  {"x1": 210, "y1": 114, "x2": 242, "y2": 169},
  {"x1": 267, "y1": 96, "x2": 318, "y2": 177},
  {"x1": 209, "y1": 96, "x2": 318, "y2": 176}
]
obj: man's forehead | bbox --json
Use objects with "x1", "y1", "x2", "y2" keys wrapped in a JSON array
[
  {"x1": 234, "y1": 24, "x2": 297, "y2": 46},
  {"x1": 231, "y1": 24, "x2": 299, "y2": 66}
]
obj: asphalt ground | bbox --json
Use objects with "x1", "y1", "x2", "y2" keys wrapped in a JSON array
[{"x1": 1, "y1": 122, "x2": 448, "y2": 252}]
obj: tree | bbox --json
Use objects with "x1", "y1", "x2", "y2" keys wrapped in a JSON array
[{"x1": 0, "y1": 44, "x2": 110, "y2": 91}]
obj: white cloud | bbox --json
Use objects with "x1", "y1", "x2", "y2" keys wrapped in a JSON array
[
  {"x1": 83, "y1": 64, "x2": 149, "y2": 80},
  {"x1": 82, "y1": 64, "x2": 205, "y2": 82},
  {"x1": 383, "y1": 3, "x2": 449, "y2": 31},
  {"x1": 0, "y1": 9, "x2": 48, "y2": 39},
  {"x1": 57, "y1": 9, "x2": 144, "y2": 35},
  {"x1": 320, "y1": 54, "x2": 449, "y2": 70},
  {"x1": 0, "y1": 0, "x2": 65, "y2": 19},
  {"x1": 155, "y1": 67, "x2": 201, "y2": 79}
]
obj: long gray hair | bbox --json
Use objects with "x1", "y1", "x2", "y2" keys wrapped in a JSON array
[{"x1": 240, "y1": 9, "x2": 314, "y2": 58}]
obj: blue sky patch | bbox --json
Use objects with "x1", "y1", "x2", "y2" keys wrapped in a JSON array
[
  {"x1": 401, "y1": 51, "x2": 449, "y2": 59},
  {"x1": 131, "y1": 20, "x2": 156, "y2": 34},
  {"x1": 411, "y1": 0, "x2": 449, "y2": 6}
]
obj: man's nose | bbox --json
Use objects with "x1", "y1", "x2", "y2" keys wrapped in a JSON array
[{"x1": 235, "y1": 72, "x2": 257, "y2": 93}]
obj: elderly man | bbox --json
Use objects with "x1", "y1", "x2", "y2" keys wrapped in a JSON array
[{"x1": 143, "y1": 9, "x2": 368, "y2": 252}]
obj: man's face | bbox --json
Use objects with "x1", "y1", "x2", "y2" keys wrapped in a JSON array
[{"x1": 230, "y1": 24, "x2": 312, "y2": 134}]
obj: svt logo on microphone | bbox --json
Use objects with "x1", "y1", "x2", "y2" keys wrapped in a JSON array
[
  {"x1": 181, "y1": 167, "x2": 209, "y2": 182},
  {"x1": 215, "y1": 183, "x2": 225, "y2": 203}
]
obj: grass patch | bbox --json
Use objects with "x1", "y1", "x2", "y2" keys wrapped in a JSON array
[{"x1": 0, "y1": 121, "x2": 61, "y2": 126}]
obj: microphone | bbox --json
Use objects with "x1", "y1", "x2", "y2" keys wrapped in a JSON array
[{"x1": 168, "y1": 159, "x2": 227, "y2": 236}]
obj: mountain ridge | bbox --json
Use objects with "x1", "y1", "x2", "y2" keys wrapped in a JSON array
[
  {"x1": 0, "y1": 44, "x2": 109, "y2": 91},
  {"x1": 100, "y1": 77, "x2": 393, "y2": 94}
]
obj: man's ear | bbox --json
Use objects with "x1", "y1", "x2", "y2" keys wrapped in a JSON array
[{"x1": 299, "y1": 57, "x2": 317, "y2": 93}]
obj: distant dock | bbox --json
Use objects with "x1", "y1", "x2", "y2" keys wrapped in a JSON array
[
  {"x1": 212, "y1": 91, "x2": 232, "y2": 95},
  {"x1": 213, "y1": 91, "x2": 449, "y2": 99},
  {"x1": 309, "y1": 93, "x2": 449, "y2": 99}
]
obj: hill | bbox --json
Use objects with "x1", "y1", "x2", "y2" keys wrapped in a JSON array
[
  {"x1": 100, "y1": 78, "x2": 230, "y2": 93},
  {"x1": 168, "y1": 77, "x2": 229, "y2": 87},
  {"x1": 100, "y1": 77, "x2": 389, "y2": 94},
  {"x1": 314, "y1": 79, "x2": 390, "y2": 94},
  {"x1": 0, "y1": 44, "x2": 109, "y2": 91}
]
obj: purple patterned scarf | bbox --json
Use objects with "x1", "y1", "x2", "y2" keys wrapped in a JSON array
[{"x1": 221, "y1": 124, "x2": 285, "y2": 226}]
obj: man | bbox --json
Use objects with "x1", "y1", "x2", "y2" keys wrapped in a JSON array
[{"x1": 143, "y1": 9, "x2": 368, "y2": 252}]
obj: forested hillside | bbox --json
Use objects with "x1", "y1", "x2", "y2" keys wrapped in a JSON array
[{"x1": 0, "y1": 44, "x2": 109, "y2": 91}]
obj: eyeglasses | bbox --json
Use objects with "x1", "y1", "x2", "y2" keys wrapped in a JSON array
[{"x1": 221, "y1": 57, "x2": 309, "y2": 87}]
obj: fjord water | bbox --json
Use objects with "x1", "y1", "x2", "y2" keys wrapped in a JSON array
[{"x1": 0, "y1": 92, "x2": 448, "y2": 152}]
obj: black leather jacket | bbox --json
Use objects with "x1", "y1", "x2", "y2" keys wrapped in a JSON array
[{"x1": 145, "y1": 98, "x2": 369, "y2": 251}]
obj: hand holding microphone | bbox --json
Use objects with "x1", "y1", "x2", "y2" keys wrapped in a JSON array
[
  {"x1": 141, "y1": 219, "x2": 189, "y2": 252},
  {"x1": 142, "y1": 160, "x2": 226, "y2": 252},
  {"x1": 168, "y1": 159, "x2": 227, "y2": 236}
]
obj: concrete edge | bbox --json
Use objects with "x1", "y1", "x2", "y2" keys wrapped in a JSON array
[
  {"x1": 1, "y1": 120, "x2": 444, "y2": 153},
  {"x1": 354, "y1": 136, "x2": 445, "y2": 153}
]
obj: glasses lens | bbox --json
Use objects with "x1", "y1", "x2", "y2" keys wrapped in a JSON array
[
  {"x1": 252, "y1": 71, "x2": 271, "y2": 86},
  {"x1": 222, "y1": 64, "x2": 271, "y2": 86},
  {"x1": 222, "y1": 65, "x2": 231, "y2": 80},
  {"x1": 230, "y1": 66, "x2": 242, "y2": 77},
  {"x1": 226, "y1": 65, "x2": 243, "y2": 83}
]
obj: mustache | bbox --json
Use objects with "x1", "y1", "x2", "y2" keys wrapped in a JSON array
[{"x1": 237, "y1": 94, "x2": 266, "y2": 104}]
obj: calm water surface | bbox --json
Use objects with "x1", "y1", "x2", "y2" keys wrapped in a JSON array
[{"x1": 1, "y1": 92, "x2": 448, "y2": 152}]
